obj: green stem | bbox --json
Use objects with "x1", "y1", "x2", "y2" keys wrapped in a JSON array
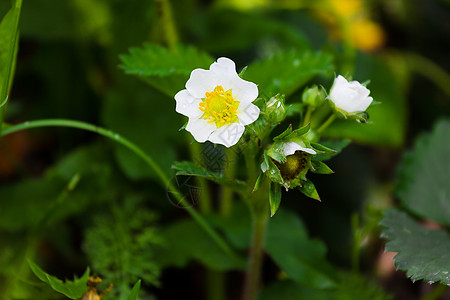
[
  {"x1": 406, "y1": 53, "x2": 450, "y2": 98},
  {"x1": 156, "y1": 0, "x2": 178, "y2": 52},
  {"x1": 1, "y1": 119, "x2": 244, "y2": 268},
  {"x1": 302, "y1": 105, "x2": 313, "y2": 126},
  {"x1": 189, "y1": 141, "x2": 212, "y2": 213},
  {"x1": 221, "y1": 148, "x2": 237, "y2": 216},
  {"x1": 420, "y1": 284, "x2": 448, "y2": 300},
  {"x1": 242, "y1": 215, "x2": 268, "y2": 300},
  {"x1": 316, "y1": 114, "x2": 336, "y2": 134}
]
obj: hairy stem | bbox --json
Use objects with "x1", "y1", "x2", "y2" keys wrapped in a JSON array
[{"x1": 1, "y1": 119, "x2": 244, "y2": 268}]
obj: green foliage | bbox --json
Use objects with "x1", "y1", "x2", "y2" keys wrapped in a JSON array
[
  {"x1": 261, "y1": 273, "x2": 393, "y2": 300},
  {"x1": 395, "y1": 119, "x2": 450, "y2": 225},
  {"x1": 380, "y1": 209, "x2": 450, "y2": 284},
  {"x1": 380, "y1": 119, "x2": 450, "y2": 285},
  {"x1": 243, "y1": 50, "x2": 334, "y2": 97},
  {"x1": 156, "y1": 217, "x2": 244, "y2": 271},
  {"x1": 0, "y1": 0, "x2": 21, "y2": 125},
  {"x1": 101, "y1": 88, "x2": 180, "y2": 181},
  {"x1": 311, "y1": 139, "x2": 350, "y2": 161},
  {"x1": 172, "y1": 161, "x2": 249, "y2": 193},
  {"x1": 28, "y1": 260, "x2": 89, "y2": 299},
  {"x1": 83, "y1": 195, "x2": 162, "y2": 298},
  {"x1": 119, "y1": 43, "x2": 213, "y2": 97},
  {"x1": 265, "y1": 210, "x2": 338, "y2": 289}
]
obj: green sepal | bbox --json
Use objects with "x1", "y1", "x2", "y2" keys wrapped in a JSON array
[
  {"x1": 238, "y1": 65, "x2": 248, "y2": 78},
  {"x1": 253, "y1": 172, "x2": 266, "y2": 192},
  {"x1": 127, "y1": 280, "x2": 141, "y2": 300},
  {"x1": 28, "y1": 260, "x2": 89, "y2": 299},
  {"x1": 269, "y1": 182, "x2": 282, "y2": 217},
  {"x1": 298, "y1": 179, "x2": 320, "y2": 201},
  {"x1": 172, "y1": 161, "x2": 249, "y2": 193},
  {"x1": 178, "y1": 121, "x2": 188, "y2": 131},
  {"x1": 311, "y1": 142, "x2": 336, "y2": 156},
  {"x1": 273, "y1": 124, "x2": 293, "y2": 141},
  {"x1": 261, "y1": 151, "x2": 270, "y2": 173},
  {"x1": 311, "y1": 161, "x2": 334, "y2": 174}
]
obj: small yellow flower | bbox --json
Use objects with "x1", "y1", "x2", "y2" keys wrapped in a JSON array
[{"x1": 350, "y1": 19, "x2": 385, "y2": 51}]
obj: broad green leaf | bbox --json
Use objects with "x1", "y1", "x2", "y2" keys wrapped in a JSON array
[
  {"x1": 261, "y1": 273, "x2": 392, "y2": 300},
  {"x1": 395, "y1": 119, "x2": 450, "y2": 226},
  {"x1": 243, "y1": 50, "x2": 334, "y2": 97},
  {"x1": 380, "y1": 209, "x2": 450, "y2": 285},
  {"x1": 266, "y1": 210, "x2": 338, "y2": 289},
  {"x1": 157, "y1": 218, "x2": 243, "y2": 271},
  {"x1": 298, "y1": 179, "x2": 320, "y2": 201},
  {"x1": 119, "y1": 43, "x2": 213, "y2": 97},
  {"x1": 0, "y1": 0, "x2": 22, "y2": 126},
  {"x1": 28, "y1": 260, "x2": 89, "y2": 299},
  {"x1": 172, "y1": 161, "x2": 248, "y2": 192},
  {"x1": 323, "y1": 55, "x2": 407, "y2": 147},
  {"x1": 127, "y1": 280, "x2": 141, "y2": 300},
  {"x1": 269, "y1": 181, "x2": 281, "y2": 217}
]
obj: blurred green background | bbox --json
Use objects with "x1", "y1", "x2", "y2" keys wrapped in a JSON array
[{"x1": 0, "y1": 0, "x2": 449, "y2": 299}]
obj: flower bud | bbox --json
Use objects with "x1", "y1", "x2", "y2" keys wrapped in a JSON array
[
  {"x1": 328, "y1": 75, "x2": 373, "y2": 115},
  {"x1": 302, "y1": 85, "x2": 324, "y2": 107},
  {"x1": 264, "y1": 94, "x2": 286, "y2": 124}
]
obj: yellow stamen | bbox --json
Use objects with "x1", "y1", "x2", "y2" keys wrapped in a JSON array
[{"x1": 199, "y1": 85, "x2": 240, "y2": 128}]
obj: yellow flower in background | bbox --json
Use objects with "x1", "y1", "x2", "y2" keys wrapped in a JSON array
[
  {"x1": 316, "y1": 0, "x2": 385, "y2": 52},
  {"x1": 327, "y1": 0, "x2": 362, "y2": 18},
  {"x1": 350, "y1": 19, "x2": 385, "y2": 51}
]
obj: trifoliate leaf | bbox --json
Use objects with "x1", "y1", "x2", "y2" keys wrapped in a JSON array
[
  {"x1": 395, "y1": 119, "x2": 450, "y2": 226},
  {"x1": 380, "y1": 209, "x2": 450, "y2": 285},
  {"x1": 28, "y1": 260, "x2": 89, "y2": 299}
]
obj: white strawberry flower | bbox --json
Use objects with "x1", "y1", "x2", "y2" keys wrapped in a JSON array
[
  {"x1": 329, "y1": 75, "x2": 373, "y2": 114},
  {"x1": 175, "y1": 57, "x2": 260, "y2": 147}
]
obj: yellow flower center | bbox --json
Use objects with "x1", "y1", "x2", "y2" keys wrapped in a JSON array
[{"x1": 199, "y1": 85, "x2": 240, "y2": 128}]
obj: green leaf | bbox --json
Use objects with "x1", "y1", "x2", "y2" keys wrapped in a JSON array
[
  {"x1": 119, "y1": 43, "x2": 213, "y2": 97},
  {"x1": 28, "y1": 260, "x2": 89, "y2": 299},
  {"x1": 172, "y1": 161, "x2": 248, "y2": 192},
  {"x1": 311, "y1": 161, "x2": 334, "y2": 174},
  {"x1": 380, "y1": 209, "x2": 450, "y2": 285},
  {"x1": 269, "y1": 182, "x2": 282, "y2": 217},
  {"x1": 243, "y1": 50, "x2": 334, "y2": 97},
  {"x1": 0, "y1": 0, "x2": 22, "y2": 125},
  {"x1": 395, "y1": 119, "x2": 450, "y2": 226},
  {"x1": 266, "y1": 210, "x2": 338, "y2": 289},
  {"x1": 127, "y1": 280, "x2": 141, "y2": 300},
  {"x1": 298, "y1": 179, "x2": 320, "y2": 201},
  {"x1": 157, "y1": 218, "x2": 243, "y2": 271},
  {"x1": 261, "y1": 273, "x2": 393, "y2": 300}
]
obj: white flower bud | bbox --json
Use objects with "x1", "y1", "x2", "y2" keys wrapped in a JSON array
[{"x1": 329, "y1": 75, "x2": 373, "y2": 114}]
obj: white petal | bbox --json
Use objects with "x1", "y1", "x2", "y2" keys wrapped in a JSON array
[
  {"x1": 237, "y1": 103, "x2": 260, "y2": 125},
  {"x1": 229, "y1": 78, "x2": 258, "y2": 105},
  {"x1": 282, "y1": 142, "x2": 316, "y2": 156},
  {"x1": 208, "y1": 123, "x2": 245, "y2": 147},
  {"x1": 210, "y1": 57, "x2": 236, "y2": 76},
  {"x1": 186, "y1": 117, "x2": 216, "y2": 143},
  {"x1": 174, "y1": 89, "x2": 203, "y2": 118},
  {"x1": 186, "y1": 69, "x2": 220, "y2": 99}
]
